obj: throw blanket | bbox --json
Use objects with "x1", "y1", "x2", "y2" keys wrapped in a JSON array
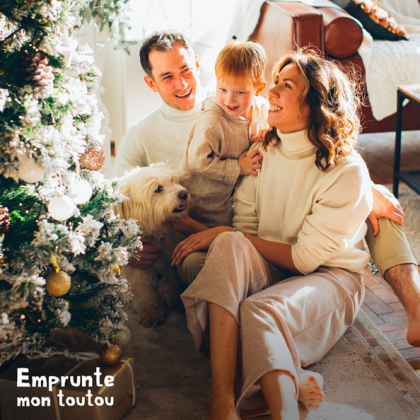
[
  {"x1": 228, "y1": 0, "x2": 420, "y2": 121},
  {"x1": 358, "y1": 0, "x2": 420, "y2": 120}
]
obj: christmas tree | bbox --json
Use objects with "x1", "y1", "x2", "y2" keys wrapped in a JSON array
[{"x1": 0, "y1": 0, "x2": 139, "y2": 365}]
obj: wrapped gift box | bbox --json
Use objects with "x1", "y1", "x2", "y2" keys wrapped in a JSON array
[{"x1": 0, "y1": 354, "x2": 135, "y2": 420}]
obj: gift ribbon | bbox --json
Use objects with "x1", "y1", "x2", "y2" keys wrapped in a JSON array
[{"x1": 27, "y1": 349, "x2": 136, "y2": 419}]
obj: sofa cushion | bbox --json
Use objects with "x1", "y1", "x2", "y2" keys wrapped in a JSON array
[
  {"x1": 342, "y1": 0, "x2": 409, "y2": 40},
  {"x1": 319, "y1": 7, "x2": 364, "y2": 58}
]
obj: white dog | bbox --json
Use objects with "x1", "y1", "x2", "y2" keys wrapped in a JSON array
[{"x1": 117, "y1": 163, "x2": 191, "y2": 327}]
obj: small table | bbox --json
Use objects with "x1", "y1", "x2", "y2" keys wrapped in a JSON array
[{"x1": 393, "y1": 85, "x2": 420, "y2": 198}]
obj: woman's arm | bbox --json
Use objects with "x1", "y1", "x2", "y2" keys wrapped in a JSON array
[
  {"x1": 239, "y1": 234, "x2": 299, "y2": 273},
  {"x1": 170, "y1": 225, "x2": 299, "y2": 272}
]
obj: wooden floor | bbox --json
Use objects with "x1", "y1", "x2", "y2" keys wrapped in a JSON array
[{"x1": 358, "y1": 130, "x2": 420, "y2": 372}]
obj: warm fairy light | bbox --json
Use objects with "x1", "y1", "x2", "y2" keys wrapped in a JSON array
[
  {"x1": 20, "y1": 314, "x2": 26, "y2": 320},
  {"x1": 19, "y1": 203, "x2": 22, "y2": 206}
]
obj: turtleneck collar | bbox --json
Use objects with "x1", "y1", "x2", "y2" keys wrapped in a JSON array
[
  {"x1": 276, "y1": 128, "x2": 317, "y2": 158},
  {"x1": 160, "y1": 100, "x2": 202, "y2": 122}
]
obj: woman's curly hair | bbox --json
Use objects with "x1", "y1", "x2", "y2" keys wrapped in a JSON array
[{"x1": 264, "y1": 50, "x2": 361, "y2": 171}]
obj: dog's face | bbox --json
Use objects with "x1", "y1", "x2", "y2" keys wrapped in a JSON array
[{"x1": 119, "y1": 163, "x2": 191, "y2": 235}]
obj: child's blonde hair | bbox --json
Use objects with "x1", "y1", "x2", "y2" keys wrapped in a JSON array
[{"x1": 215, "y1": 41, "x2": 266, "y2": 85}]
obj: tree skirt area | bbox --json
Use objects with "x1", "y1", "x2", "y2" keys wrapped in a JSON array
[
  {"x1": 122, "y1": 308, "x2": 420, "y2": 420},
  {"x1": 122, "y1": 183, "x2": 420, "y2": 420}
]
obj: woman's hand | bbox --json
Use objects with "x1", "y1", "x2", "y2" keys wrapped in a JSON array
[
  {"x1": 368, "y1": 187, "x2": 404, "y2": 236},
  {"x1": 171, "y1": 226, "x2": 232, "y2": 266}
]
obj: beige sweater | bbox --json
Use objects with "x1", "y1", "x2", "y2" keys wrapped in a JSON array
[
  {"x1": 233, "y1": 129, "x2": 373, "y2": 275},
  {"x1": 179, "y1": 96, "x2": 269, "y2": 227}
]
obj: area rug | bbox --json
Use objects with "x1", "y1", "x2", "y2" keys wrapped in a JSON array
[{"x1": 122, "y1": 306, "x2": 420, "y2": 420}]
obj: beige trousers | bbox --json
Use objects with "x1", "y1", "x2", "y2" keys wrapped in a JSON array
[
  {"x1": 181, "y1": 232, "x2": 364, "y2": 417},
  {"x1": 365, "y1": 218, "x2": 416, "y2": 276}
]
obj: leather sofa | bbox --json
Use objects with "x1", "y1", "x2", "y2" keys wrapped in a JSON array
[{"x1": 249, "y1": 1, "x2": 420, "y2": 133}]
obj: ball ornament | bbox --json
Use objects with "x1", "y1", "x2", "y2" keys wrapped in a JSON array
[
  {"x1": 100, "y1": 344, "x2": 123, "y2": 366},
  {"x1": 18, "y1": 157, "x2": 45, "y2": 183},
  {"x1": 48, "y1": 195, "x2": 75, "y2": 221},
  {"x1": 115, "y1": 326, "x2": 132, "y2": 347},
  {"x1": 68, "y1": 179, "x2": 92, "y2": 205},
  {"x1": 45, "y1": 271, "x2": 72, "y2": 296}
]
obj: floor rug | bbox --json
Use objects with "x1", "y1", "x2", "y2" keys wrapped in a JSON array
[
  {"x1": 122, "y1": 307, "x2": 420, "y2": 419},
  {"x1": 389, "y1": 183, "x2": 420, "y2": 264}
]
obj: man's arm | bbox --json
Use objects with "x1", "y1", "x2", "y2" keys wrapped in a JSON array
[
  {"x1": 368, "y1": 183, "x2": 404, "y2": 236},
  {"x1": 113, "y1": 124, "x2": 148, "y2": 177}
]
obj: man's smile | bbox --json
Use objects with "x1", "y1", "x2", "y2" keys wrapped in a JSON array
[{"x1": 175, "y1": 88, "x2": 192, "y2": 98}]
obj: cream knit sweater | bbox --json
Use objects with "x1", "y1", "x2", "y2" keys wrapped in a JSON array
[
  {"x1": 113, "y1": 101, "x2": 202, "y2": 176},
  {"x1": 233, "y1": 129, "x2": 373, "y2": 275}
]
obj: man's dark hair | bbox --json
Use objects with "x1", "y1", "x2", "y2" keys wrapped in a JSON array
[{"x1": 140, "y1": 32, "x2": 194, "y2": 78}]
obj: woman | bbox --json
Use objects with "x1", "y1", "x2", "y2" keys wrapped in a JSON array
[{"x1": 172, "y1": 51, "x2": 372, "y2": 420}]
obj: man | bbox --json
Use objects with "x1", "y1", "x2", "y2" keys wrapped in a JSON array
[
  {"x1": 113, "y1": 32, "x2": 203, "y2": 175},
  {"x1": 114, "y1": 31, "x2": 420, "y2": 346}
]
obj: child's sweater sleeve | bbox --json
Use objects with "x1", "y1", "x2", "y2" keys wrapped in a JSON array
[{"x1": 186, "y1": 113, "x2": 241, "y2": 186}]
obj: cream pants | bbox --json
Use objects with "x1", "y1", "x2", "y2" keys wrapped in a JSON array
[{"x1": 181, "y1": 232, "x2": 364, "y2": 417}]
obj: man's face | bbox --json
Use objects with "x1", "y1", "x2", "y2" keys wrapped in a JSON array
[{"x1": 144, "y1": 43, "x2": 200, "y2": 111}]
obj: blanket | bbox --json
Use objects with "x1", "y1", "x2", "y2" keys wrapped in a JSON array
[{"x1": 358, "y1": 0, "x2": 420, "y2": 121}]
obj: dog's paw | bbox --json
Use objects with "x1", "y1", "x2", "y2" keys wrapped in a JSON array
[{"x1": 137, "y1": 305, "x2": 167, "y2": 328}]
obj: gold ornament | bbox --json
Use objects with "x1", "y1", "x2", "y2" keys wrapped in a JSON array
[
  {"x1": 45, "y1": 271, "x2": 72, "y2": 296},
  {"x1": 100, "y1": 344, "x2": 122, "y2": 366},
  {"x1": 79, "y1": 147, "x2": 105, "y2": 171}
]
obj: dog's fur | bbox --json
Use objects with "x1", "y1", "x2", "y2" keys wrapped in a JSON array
[{"x1": 117, "y1": 163, "x2": 191, "y2": 327}]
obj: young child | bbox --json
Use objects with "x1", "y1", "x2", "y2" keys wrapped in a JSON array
[{"x1": 178, "y1": 41, "x2": 268, "y2": 228}]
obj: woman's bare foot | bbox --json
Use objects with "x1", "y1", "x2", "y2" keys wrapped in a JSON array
[
  {"x1": 260, "y1": 370, "x2": 299, "y2": 420},
  {"x1": 208, "y1": 394, "x2": 241, "y2": 420},
  {"x1": 297, "y1": 369, "x2": 324, "y2": 411}
]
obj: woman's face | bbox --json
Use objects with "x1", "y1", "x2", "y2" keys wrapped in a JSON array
[{"x1": 267, "y1": 63, "x2": 310, "y2": 133}]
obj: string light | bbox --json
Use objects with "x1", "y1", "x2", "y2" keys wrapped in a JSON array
[{"x1": 20, "y1": 314, "x2": 26, "y2": 320}]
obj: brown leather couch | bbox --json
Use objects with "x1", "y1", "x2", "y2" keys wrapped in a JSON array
[{"x1": 249, "y1": 1, "x2": 420, "y2": 133}]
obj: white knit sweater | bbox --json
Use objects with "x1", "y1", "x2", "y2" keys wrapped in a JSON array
[
  {"x1": 113, "y1": 101, "x2": 202, "y2": 176},
  {"x1": 233, "y1": 129, "x2": 373, "y2": 274}
]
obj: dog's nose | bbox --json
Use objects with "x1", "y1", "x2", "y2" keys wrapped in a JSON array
[{"x1": 178, "y1": 190, "x2": 189, "y2": 201}]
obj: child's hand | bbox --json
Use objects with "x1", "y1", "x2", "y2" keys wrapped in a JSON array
[
  {"x1": 251, "y1": 129, "x2": 269, "y2": 143},
  {"x1": 239, "y1": 149, "x2": 262, "y2": 176}
]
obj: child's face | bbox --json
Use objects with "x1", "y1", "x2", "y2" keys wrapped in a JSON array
[{"x1": 216, "y1": 76, "x2": 263, "y2": 119}]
